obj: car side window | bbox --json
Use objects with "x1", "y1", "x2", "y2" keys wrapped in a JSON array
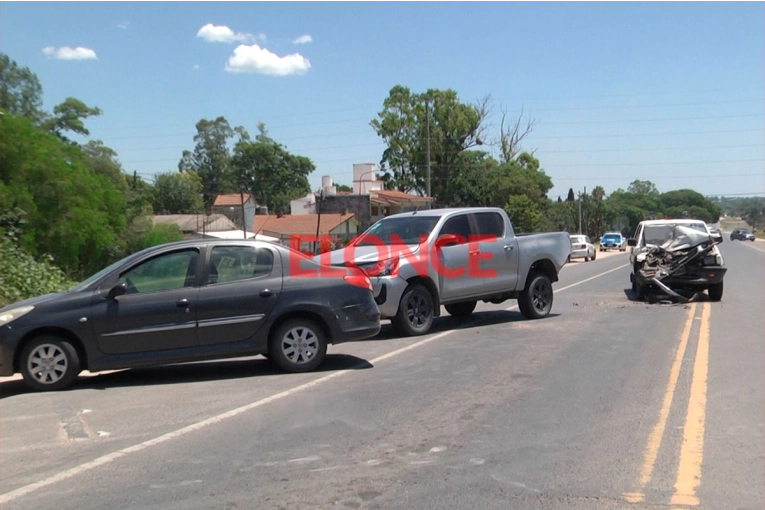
[
  {"x1": 118, "y1": 250, "x2": 199, "y2": 294},
  {"x1": 209, "y1": 246, "x2": 274, "y2": 285},
  {"x1": 439, "y1": 214, "x2": 472, "y2": 241},
  {"x1": 473, "y1": 212, "x2": 505, "y2": 238}
]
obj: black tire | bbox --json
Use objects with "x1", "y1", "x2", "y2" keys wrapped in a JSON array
[
  {"x1": 20, "y1": 336, "x2": 81, "y2": 391},
  {"x1": 708, "y1": 282, "x2": 723, "y2": 301},
  {"x1": 592, "y1": 250, "x2": 597, "y2": 261},
  {"x1": 268, "y1": 318, "x2": 327, "y2": 373},
  {"x1": 634, "y1": 280, "x2": 647, "y2": 301},
  {"x1": 392, "y1": 283, "x2": 434, "y2": 336},
  {"x1": 518, "y1": 272, "x2": 553, "y2": 319},
  {"x1": 445, "y1": 300, "x2": 476, "y2": 318}
]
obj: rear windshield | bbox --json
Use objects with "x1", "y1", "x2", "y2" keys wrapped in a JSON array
[{"x1": 570, "y1": 236, "x2": 586, "y2": 244}]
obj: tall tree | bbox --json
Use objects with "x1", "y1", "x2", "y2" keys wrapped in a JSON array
[
  {"x1": 627, "y1": 179, "x2": 659, "y2": 197},
  {"x1": 153, "y1": 172, "x2": 205, "y2": 214},
  {"x1": 44, "y1": 97, "x2": 102, "y2": 141},
  {"x1": 0, "y1": 53, "x2": 45, "y2": 123},
  {"x1": 371, "y1": 85, "x2": 489, "y2": 201},
  {"x1": 231, "y1": 123, "x2": 313, "y2": 213},
  {"x1": 179, "y1": 116, "x2": 236, "y2": 208}
]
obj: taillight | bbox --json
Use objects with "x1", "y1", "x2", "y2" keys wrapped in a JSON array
[
  {"x1": 344, "y1": 274, "x2": 373, "y2": 291},
  {"x1": 581, "y1": 244, "x2": 586, "y2": 249}
]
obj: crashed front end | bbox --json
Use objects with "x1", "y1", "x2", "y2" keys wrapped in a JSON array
[{"x1": 635, "y1": 226, "x2": 726, "y2": 302}]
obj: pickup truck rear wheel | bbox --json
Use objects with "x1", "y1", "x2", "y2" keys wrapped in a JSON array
[
  {"x1": 392, "y1": 284, "x2": 434, "y2": 336},
  {"x1": 518, "y1": 272, "x2": 553, "y2": 319},
  {"x1": 445, "y1": 301, "x2": 476, "y2": 318},
  {"x1": 708, "y1": 282, "x2": 723, "y2": 301}
]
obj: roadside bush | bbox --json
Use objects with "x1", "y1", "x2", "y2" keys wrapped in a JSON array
[
  {"x1": 137, "y1": 224, "x2": 184, "y2": 250},
  {"x1": 0, "y1": 235, "x2": 74, "y2": 307}
]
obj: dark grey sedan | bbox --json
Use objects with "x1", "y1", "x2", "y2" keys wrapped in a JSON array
[{"x1": 0, "y1": 239, "x2": 381, "y2": 391}]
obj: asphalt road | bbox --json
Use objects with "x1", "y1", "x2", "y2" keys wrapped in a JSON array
[{"x1": 1, "y1": 242, "x2": 763, "y2": 510}]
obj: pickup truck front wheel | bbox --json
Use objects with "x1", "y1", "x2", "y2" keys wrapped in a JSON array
[
  {"x1": 392, "y1": 284, "x2": 434, "y2": 336},
  {"x1": 518, "y1": 272, "x2": 553, "y2": 319}
]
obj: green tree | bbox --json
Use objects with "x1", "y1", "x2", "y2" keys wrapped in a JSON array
[
  {"x1": 231, "y1": 123, "x2": 314, "y2": 213},
  {"x1": 153, "y1": 172, "x2": 204, "y2": 214},
  {"x1": 627, "y1": 179, "x2": 659, "y2": 197},
  {"x1": 179, "y1": 116, "x2": 237, "y2": 208},
  {"x1": 371, "y1": 85, "x2": 489, "y2": 201},
  {"x1": 0, "y1": 53, "x2": 45, "y2": 123},
  {"x1": 0, "y1": 113, "x2": 127, "y2": 275},
  {"x1": 44, "y1": 97, "x2": 102, "y2": 141}
]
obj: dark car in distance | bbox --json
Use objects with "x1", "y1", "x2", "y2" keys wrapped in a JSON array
[
  {"x1": 730, "y1": 228, "x2": 756, "y2": 241},
  {"x1": 0, "y1": 239, "x2": 381, "y2": 391}
]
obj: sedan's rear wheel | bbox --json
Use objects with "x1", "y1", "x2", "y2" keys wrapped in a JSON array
[
  {"x1": 20, "y1": 336, "x2": 81, "y2": 391},
  {"x1": 269, "y1": 319, "x2": 327, "y2": 372}
]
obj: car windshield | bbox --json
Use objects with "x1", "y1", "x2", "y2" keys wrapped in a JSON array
[
  {"x1": 603, "y1": 235, "x2": 621, "y2": 241},
  {"x1": 353, "y1": 216, "x2": 440, "y2": 245},
  {"x1": 643, "y1": 223, "x2": 707, "y2": 246}
]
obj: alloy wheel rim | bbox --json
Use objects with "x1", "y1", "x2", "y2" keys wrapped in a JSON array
[
  {"x1": 406, "y1": 293, "x2": 430, "y2": 328},
  {"x1": 532, "y1": 282, "x2": 551, "y2": 312},
  {"x1": 281, "y1": 327, "x2": 319, "y2": 364},
  {"x1": 27, "y1": 344, "x2": 68, "y2": 385}
]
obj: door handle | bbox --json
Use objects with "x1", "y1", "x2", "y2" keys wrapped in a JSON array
[
  {"x1": 176, "y1": 299, "x2": 190, "y2": 308},
  {"x1": 260, "y1": 289, "x2": 273, "y2": 298},
  {"x1": 503, "y1": 245, "x2": 514, "y2": 251},
  {"x1": 469, "y1": 250, "x2": 480, "y2": 256}
]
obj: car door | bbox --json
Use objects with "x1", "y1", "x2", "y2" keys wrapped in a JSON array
[
  {"x1": 93, "y1": 248, "x2": 201, "y2": 355},
  {"x1": 436, "y1": 213, "x2": 481, "y2": 300},
  {"x1": 195, "y1": 243, "x2": 283, "y2": 346},
  {"x1": 471, "y1": 211, "x2": 519, "y2": 293}
]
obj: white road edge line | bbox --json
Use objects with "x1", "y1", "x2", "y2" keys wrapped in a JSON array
[
  {"x1": 505, "y1": 263, "x2": 629, "y2": 310},
  {"x1": 0, "y1": 265, "x2": 627, "y2": 504},
  {"x1": 0, "y1": 330, "x2": 454, "y2": 504}
]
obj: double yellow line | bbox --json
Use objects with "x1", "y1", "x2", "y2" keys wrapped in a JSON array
[{"x1": 623, "y1": 301, "x2": 712, "y2": 507}]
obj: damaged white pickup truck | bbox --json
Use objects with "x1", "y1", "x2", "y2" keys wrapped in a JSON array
[
  {"x1": 628, "y1": 219, "x2": 726, "y2": 302},
  {"x1": 320, "y1": 207, "x2": 570, "y2": 336}
]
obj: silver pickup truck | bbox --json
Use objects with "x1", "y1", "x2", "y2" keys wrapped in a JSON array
[{"x1": 321, "y1": 207, "x2": 570, "y2": 336}]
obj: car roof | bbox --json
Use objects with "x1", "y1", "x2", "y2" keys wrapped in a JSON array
[{"x1": 602, "y1": 232, "x2": 622, "y2": 236}]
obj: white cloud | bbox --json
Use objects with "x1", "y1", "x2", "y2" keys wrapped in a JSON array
[
  {"x1": 197, "y1": 23, "x2": 255, "y2": 43},
  {"x1": 193, "y1": 64, "x2": 201, "y2": 70},
  {"x1": 292, "y1": 34, "x2": 313, "y2": 45},
  {"x1": 225, "y1": 44, "x2": 311, "y2": 76},
  {"x1": 117, "y1": 21, "x2": 130, "y2": 30},
  {"x1": 42, "y1": 46, "x2": 98, "y2": 60}
]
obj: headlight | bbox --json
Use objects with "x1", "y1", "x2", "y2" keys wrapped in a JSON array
[{"x1": 0, "y1": 306, "x2": 35, "y2": 326}]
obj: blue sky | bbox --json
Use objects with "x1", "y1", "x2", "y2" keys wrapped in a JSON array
[{"x1": 2, "y1": 2, "x2": 763, "y2": 199}]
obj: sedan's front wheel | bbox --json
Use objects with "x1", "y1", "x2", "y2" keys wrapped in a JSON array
[
  {"x1": 269, "y1": 319, "x2": 327, "y2": 373},
  {"x1": 20, "y1": 336, "x2": 81, "y2": 391}
]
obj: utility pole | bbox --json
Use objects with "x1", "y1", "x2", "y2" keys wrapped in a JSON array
[
  {"x1": 578, "y1": 191, "x2": 582, "y2": 234},
  {"x1": 425, "y1": 100, "x2": 431, "y2": 209},
  {"x1": 240, "y1": 189, "x2": 247, "y2": 239}
]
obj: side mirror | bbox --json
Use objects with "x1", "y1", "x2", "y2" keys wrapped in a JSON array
[
  {"x1": 627, "y1": 238, "x2": 637, "y2": 247},
  {"x1": 107, "y1": 283, "x2": 127, "y2": 300},
  {"x1": 711, "y1": 232, "x2": 723, "y2": 244},
  {"x1": 435, "y1": 233, "x2": 462, "y2": 249}
]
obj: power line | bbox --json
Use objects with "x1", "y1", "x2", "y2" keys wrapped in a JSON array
[
  {"x1": 552, "y1": 173, "x2": 763, "y2": 181},
  {"x1": 512, "y1": 98, "x2": 764, "y2": 113},
  {"x1": 539, "y1": 113, "x2": 762, "y2": 126},
  {"x1": 532, "y1": 128, "x2": 765, "y2": 139}
]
